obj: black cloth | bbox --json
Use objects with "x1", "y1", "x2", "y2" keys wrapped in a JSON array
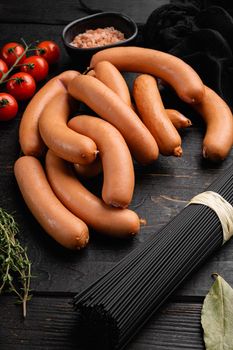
[{"x1": 143, "y1": 0, "x2": 233, "y2": 110}]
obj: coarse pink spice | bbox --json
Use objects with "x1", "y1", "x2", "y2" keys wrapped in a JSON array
[{"x1": 70, "y1": 27, "x2": 125, "y2": 48}]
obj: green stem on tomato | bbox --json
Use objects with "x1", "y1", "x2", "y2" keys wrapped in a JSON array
[
  {"x1": 15, "y1": 63, "x2": 35, "y2": 69},
  {"x1": 0, "y1": 98, "x2": 10, "y2": 107},
  {"x1": 0, "y1": 77, "x2": 20, "y2": 84},
  {"x1": 0, "y1": 41, "x2": 35, "y2": 85}
]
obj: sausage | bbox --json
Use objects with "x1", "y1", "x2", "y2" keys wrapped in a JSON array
[
  {"x1": 193, "y1": 85, "x2": 233, "y2": 161},
  {"x1": 94, "y1": 60, "x2": 132, "y2": 107},
  {"x1": 74, "y1": 155, "x2": 102, "y2": 178},
  {"x1": 86, "y1": 68, "x2": 96, "y2": 77},
  {"x1": 45, "y1": 150, "x2": 140, "y2": 238},
  {"x1": 68, "y1": 74, "x2": 159, "y2": 165},
  {"x1": 133, "y1": 74, "x2": 183, "y2": 157},
  {"x1": 14, "y1": 156, "x2": 89, "y2": 249},
  {"x1": 68, "y1": 115, "x2": 135, "y2": 208},
  {"x1": 39, "y1": 92, "x2": 97, "y2": 164},
  {"x1": 19, "y1": 70, "x2": 80, "y2": 157},
  {"x1": 166, "y1": 109, "x2": 192, "y2": 129},
  {"x1": 90, "y1": 46, "x2": 205, "y2": 104}
]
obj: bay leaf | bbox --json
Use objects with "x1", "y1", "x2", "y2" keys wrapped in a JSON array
[{"x1": 201, "y1": 274, "x2": 233, "y2": 350}]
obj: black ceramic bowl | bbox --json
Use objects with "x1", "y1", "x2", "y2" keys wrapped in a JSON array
[{"x1": 62, "y1": 12, "x2": 138, "y2": 70}]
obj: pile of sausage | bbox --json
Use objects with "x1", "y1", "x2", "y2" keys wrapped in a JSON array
[{"x1": 14, "y1": 46, "x2": 233, "y2": 250}]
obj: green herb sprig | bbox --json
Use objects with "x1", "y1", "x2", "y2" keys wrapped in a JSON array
[{"x1": 0, "y1": 207, "x2": 32, "y2": 317}]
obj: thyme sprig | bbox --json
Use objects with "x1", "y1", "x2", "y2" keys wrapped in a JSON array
[{"x1": 0, "y1": 207, "x2": 32, "y2": 317}]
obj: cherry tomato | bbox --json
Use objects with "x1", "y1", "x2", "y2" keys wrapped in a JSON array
[
  {"x1": 0, "y1": 93, "x2": 18, "y2": 121},
  {"x1": 6, "y1": 72, "x2": 36, "y2": 101},
  {"x1": 0, "y1": 42, "x2": 26, "y2": 67},
  {"x1": 0, "y1": 59, "x2": 8, "y2": 79},
  {"x1": 20, "y1": 55, "x2": 49, "y2": 82},
  {"x1": 36, "y1": 40, "x2": 60, "y2": 64}
]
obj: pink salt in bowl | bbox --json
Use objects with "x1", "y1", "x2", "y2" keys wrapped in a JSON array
[{"x1": 62, "y1": 12, "x2": 138, "y2": 71}]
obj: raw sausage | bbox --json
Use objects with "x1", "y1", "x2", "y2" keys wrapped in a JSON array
[
  {"x1": 166, "y1": 109, "x2": 192, "y2": 129},
  {"x1": 94, "y1": 60, "x2": 132, "y2": 107},
  {"x1": 19, "y1": 70, "x2": 80, "y2": 157},
  {"x1": 45, "y1": 150, "x2": 140, "y2": 238},
  {"x1": 133, "y1": 74, "x2": 182, "y2": 157},
  {"x1": 68, "y1": 74, "x2": 159, "y2": 165},
  {"x1": 74, "y1": 155, "x2": 102, "y2": 178},
  {"x1": 193, "y1": 85, "x2": 233, "y2": 161},
  {"x1": 68, "y1": 115, "x2": 135, "y2": 208},
  {"x1": 39, "y1": 92, "x2": 97, "y2": 164},
  {"x1": 90, "y1": 46, "x2": 205, "y2": 104},
  {"x1": 14, "y1": 156, "x2": 89, "y2": 249}
]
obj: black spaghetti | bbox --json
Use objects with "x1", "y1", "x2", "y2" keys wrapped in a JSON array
[{"x1": 74, "y1": 163, "x2": 233, "y2": 349}]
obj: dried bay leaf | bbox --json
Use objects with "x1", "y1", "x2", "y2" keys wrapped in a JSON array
[{"x1": 201, "y1": 274, "x2": 233, "y2": 350}]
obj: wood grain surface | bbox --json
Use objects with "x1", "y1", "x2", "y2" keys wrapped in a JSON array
[
  {"x1": 0, "y1": 296, "x2": 204, "y2": 349},
  {"x1": 0, "y1": 0, "x2": 169, "y2": 24},
  {"x1": 0, "y1": 1, "x2": 233, "y2": 349}
]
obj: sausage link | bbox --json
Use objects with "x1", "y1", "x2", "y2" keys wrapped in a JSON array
[
  {"x1": 14, "y1": 156, "x2": 89, "y2": 249},
  {"x1": 19, "y1": 70, "x2": 80, "y2": 157},
  {"x1": 133, "y1": 74, "x2": 182, "y2": 157},
  {"x1": 90, "y1": 46, "x2": 205, "y2": 104},
  {"x1": 39, "y1": 92, "x2": 97, "y2": 164},
  {"x1": 45, "y1": 150, "x2": 140, "y2": 238},
  {"x1": 74, "y1": 155, "x2": 102, "y2": 178},
  {"x1": 94, "y1": 60, "x2": 132, "y2": 107},
  {"x1": 86, "y1": 68, "x2": 96, "y2": 77},
  {"x1": 166, "y1": 109, "x2": 192, "y2": 129},
  {"x1": 68, "y1": 115, "x2": 135, "y2": 208},
  {"x1": 193, "y1": 85, "x2": 233, "y2": 161},
  {"x1": 68, "y1": 74, "x2": 159, "y2": 165}
]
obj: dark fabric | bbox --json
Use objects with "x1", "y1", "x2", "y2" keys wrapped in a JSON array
[{"x1": 143, "y1": 0, "x2": 233, "y2": 110}]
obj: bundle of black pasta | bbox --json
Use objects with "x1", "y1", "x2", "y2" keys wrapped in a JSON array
[{"x1": 74, "y1": 163, "x2": 233, "y2": 350}]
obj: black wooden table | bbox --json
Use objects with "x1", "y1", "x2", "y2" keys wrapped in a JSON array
[{"x1": 1, "y1": 1, "x2": 233, "y2": 349}]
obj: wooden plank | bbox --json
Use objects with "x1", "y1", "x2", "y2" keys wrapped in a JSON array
[
  {"x1": 0, "y1": 5, "x2": 232, "y2": 350},
  {"x1": 0, "y1": 0, "x2": 169, "y2": 25},
  {"x1": 0, "y1": 296, "x2": 204, "y2": 349},
  {"x1": 0, "y1": 3, "x2": 231, "y2": 350},
  {"x1": 1, "y1": 22, "x2": 233, "y2": 297},
  {"x1": 1, "y1": 117, "x2": 233, "y2": 296}
]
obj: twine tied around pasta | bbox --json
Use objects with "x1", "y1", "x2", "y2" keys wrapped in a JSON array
[{"x1": 188, "y1": 191, "x2": 233, "y2": 244}]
